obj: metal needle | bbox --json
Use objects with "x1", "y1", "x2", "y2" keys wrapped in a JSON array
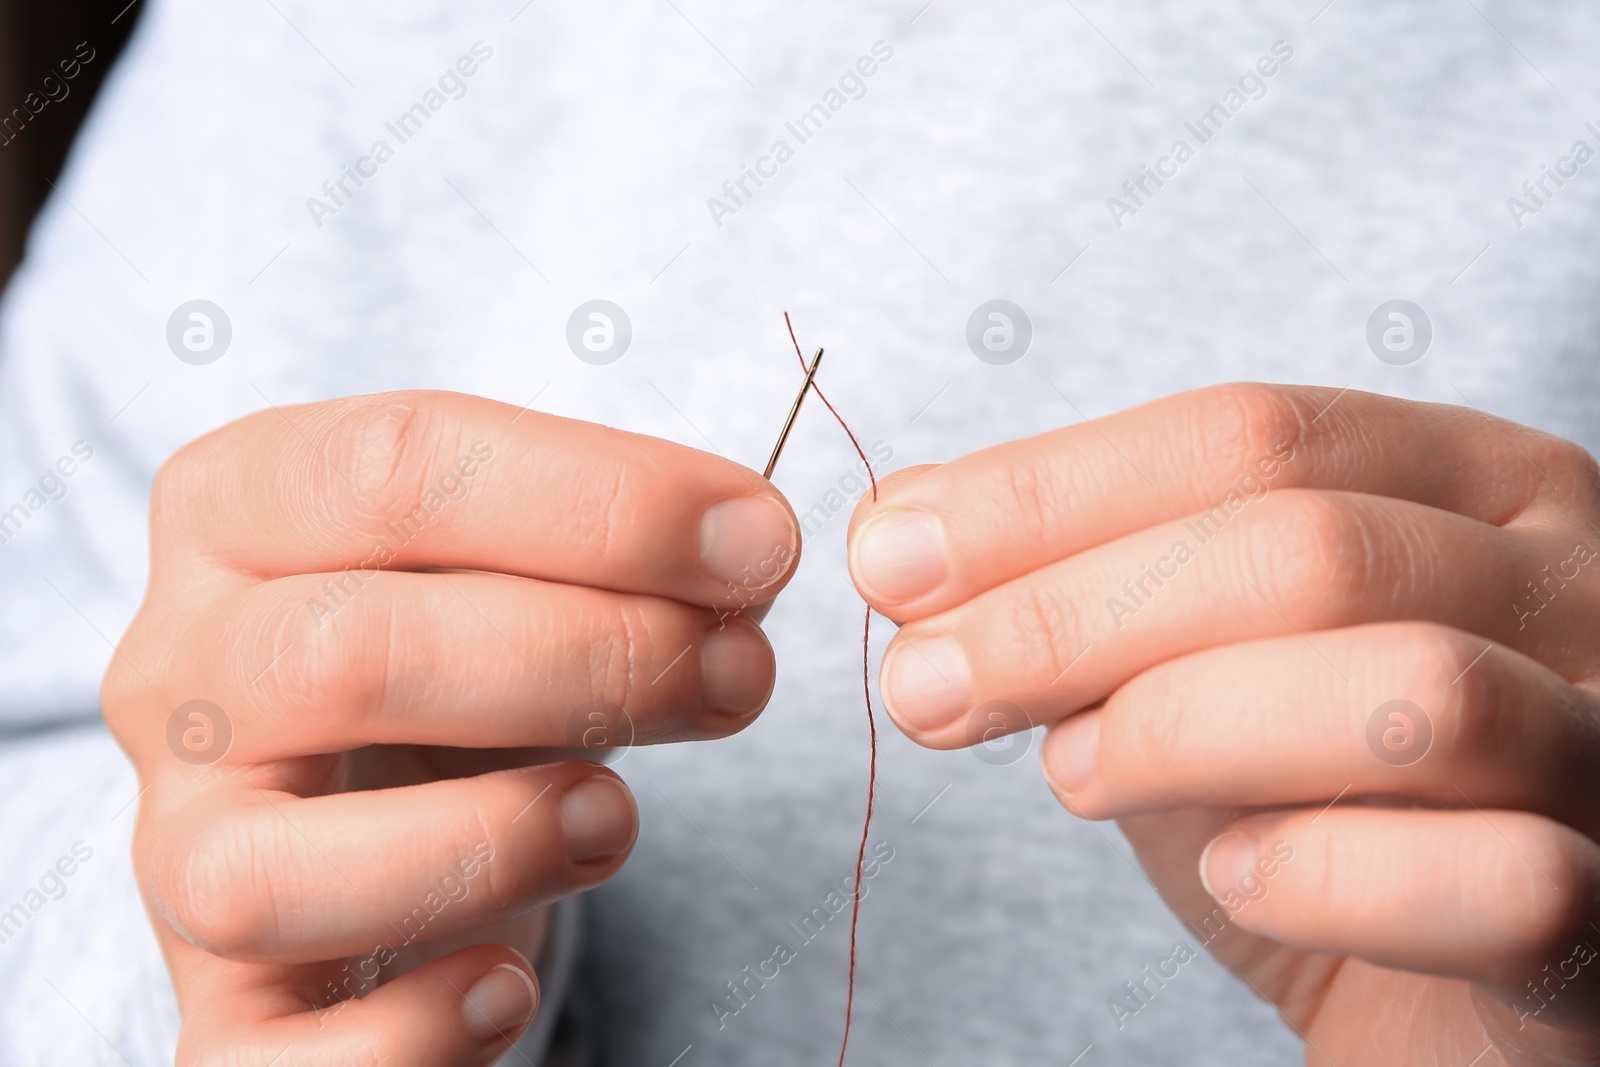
[{"x1": 762, "y1": 347, "x2": 824, "y2": 479}]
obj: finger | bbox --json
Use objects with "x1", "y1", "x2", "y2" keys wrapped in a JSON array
[
  {"x1": 173, "y1": 570, "x2": 774, "y2": 761},
  {"x1": 846, "y1": 382, "x2": 1599, "y2": 618},
  {"x1": 879, "y1": 488, "x2": 1555, "y2": 747},
  {"x1": 1040, "y1": 622, "x2": 1600, "y2": 839},
  {"x1": 144, "y1": 761, "x2": 636, "y2": 963},
  {"x1": 155, "y1": 390, "x2": 800, "y2": 610},
  {"x1": 176, "y1": 943, "x2": 542, "y2": 1067},
  {"x1": 1196, "y1": 807, "x2": 1600, "y2": 1025}
]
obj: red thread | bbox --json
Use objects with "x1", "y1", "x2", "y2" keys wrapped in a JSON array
[
  {"x1": 785, "y1": 313, "x2": 877, "y2": 501},
  {"x1": 839, "y1": 602, "x2": 876, "y2": 1067},
  {"x1": 783, "y1": 312, "x2": 876, "y2": 1067}
]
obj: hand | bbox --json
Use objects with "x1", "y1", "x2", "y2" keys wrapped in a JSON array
[
  {"x1": 103, "y1": 391, "x2": 797, "y2": 1066},
  {"x1": 847, "y1": 383, "x2": 1600, "y2": 1065}
]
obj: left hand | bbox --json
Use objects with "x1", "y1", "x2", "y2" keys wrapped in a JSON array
[{"x1": 847, "y1": 383, "x2": 1600, "y2": 1065}]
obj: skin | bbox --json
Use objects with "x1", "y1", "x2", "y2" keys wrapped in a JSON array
[
  {"x1": 102, "y1": 391, "x2": 799, "y2": 1066},
  {"x1": 109, "y1": 378, "x2": 1600, "y2": 1063},
  {"x1": 847, "y1": 383, "x2": 1600, "y2": 1065}
]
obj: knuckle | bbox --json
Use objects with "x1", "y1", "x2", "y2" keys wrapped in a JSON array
[
  {"x1": 147, "y1": 456, "x2": 182, "y2": 528},
  {"x1": 318, "y1": 395, "x2": 439, "y2": 530},
  {"x1": 244, "y1": 581, "x2": 386, "y2": 735},
  {"x1": 99, "y1": 638, "x2": 149, "y2": 738},
  {"x1": 585, "y1": 463, "x2": 630, "y2": 572},
  {"x1": 999, "y1": 451, "x2": 1073, "y2": 552},
  {"x1": 590, "y1": 599, "x2": 651, "y2": 720},
  {"x1": 155, "y1": 814, "x2": 282, "y2": 958},
  {"x1": 1499, "y1": 429, "x2": 1600, "y2": 520},
  {"x1": 1535, "y1": 434, "x2": 1599, "y2": 485},
  {"x1": 148, "y1": 440, "x2": 208, "y2": 543},
  {"x1": 1005, "y1": 582, "x2": 1087, "y2": 674},
  {"x1": 102, "y1": 608, "x2": 203, "y2": 749},
  {"x1": 1547, "y1": 438, "x2": 1600, "y2": 512},
  {"x1": 1398, "y1": 625, "x2": 1500, "y2": 765},
  {"x1": 1493, "y1": 819, "x2": 1592, "y2": 961},
  {"x1": 466, "y1": 793, "x2": 525, "y2": 913},
  {"x1": 1199, "y1": 383, "x2": 1308, "y2": 480},
  {"x1": 1105, "y1": 674, "x2": 1186, "y2": 774},
  {"x1": 149, "y1": 418, "x2": 269, "y2": 547},
  {"x1": 1248, "y1": 491, "x2": 1373, "y2": 625}
]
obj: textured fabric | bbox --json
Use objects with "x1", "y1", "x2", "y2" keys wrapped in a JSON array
[{"x1": 1, "y1": 1, "x2": 1597, "y2": 1063}]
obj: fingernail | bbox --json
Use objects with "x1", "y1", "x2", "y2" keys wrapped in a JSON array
[
  {"x1": 1042, "y1": 710, "x2": 1101, "y2": 798},
  {"x1": 461, "y1": 963, "x2": 538, "y2": 1043},
  {"x1": 1198, "y1": 830, "x2": 1257, "y2": 902},
  {"x1": 851, "y1": 509, "x2": 948, "y2": 604},
  {"x1": 881, "y1": 635, "x2": 971, "y2": 734},
  {"x1": 700, "y1": 620, "x2": 776, "y2": 716},
  {"x1": 700, "y1": 496, "x2": 798, "y2": 596},
  {"x1": 561, "y1": 777, "x2": 637, "y2": 863}
]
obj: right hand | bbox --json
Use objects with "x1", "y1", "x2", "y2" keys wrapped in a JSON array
[{"x1": 101, "y1": 391, "x2": 799, "y2": 1066}]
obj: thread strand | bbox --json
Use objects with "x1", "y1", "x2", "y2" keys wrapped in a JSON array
[{"x1": 781, "y1": 312, "x2": 877, "y2": 1067}]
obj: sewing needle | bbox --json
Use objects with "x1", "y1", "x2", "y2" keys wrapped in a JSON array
[{"x1": 763, "y1": 347, "x2": 824, "y2": 479}]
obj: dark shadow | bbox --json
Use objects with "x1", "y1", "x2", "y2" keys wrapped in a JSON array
[{"x1": 0, "y1": 0, "x2": 144, "y2": 291}]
